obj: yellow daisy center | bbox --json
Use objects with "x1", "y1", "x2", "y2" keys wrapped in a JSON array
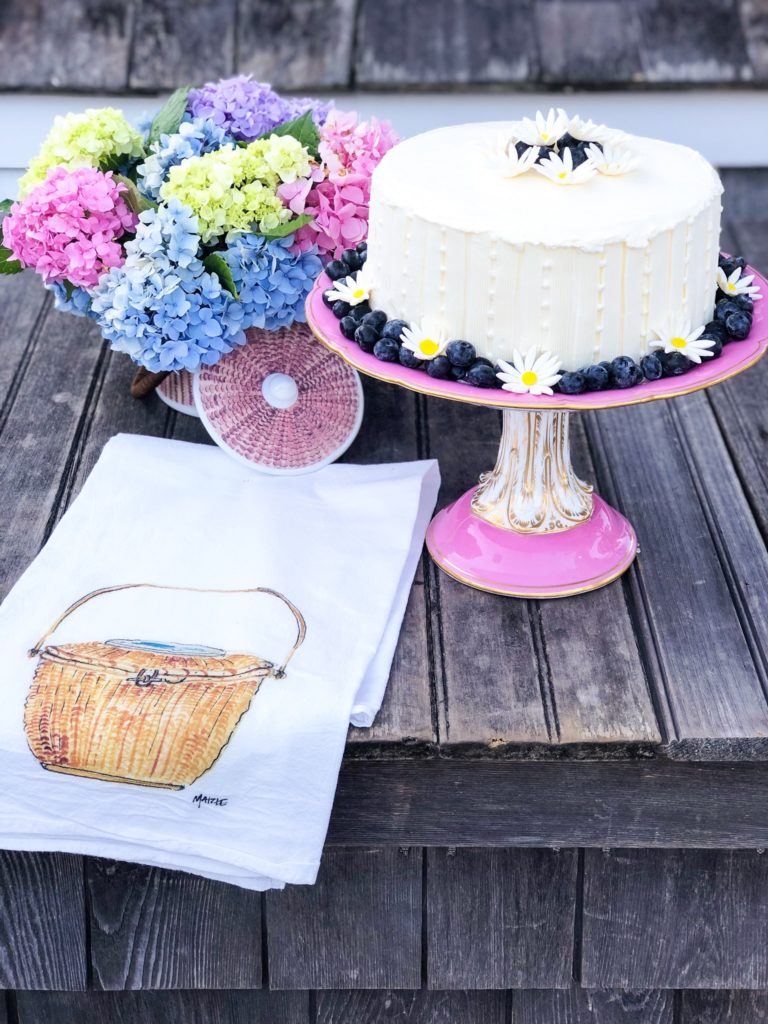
[
  {"x1": 521, "y1": 370, "x2": 538, "y2": 386},
  {"x1": 541, "y1": 133, "x2": 550, "y2": 141},
  {"x1": 352, "y1": 288, "x2": 366, "y2": 300},
  {"x1": 420, "y1": 338, "x2": 440, "y2": 356},
  {"x1": 558, "y1": 172, "x2": 567, "y2": 180},
  {"x1": 670, "y1": 336, "x2": 687, "y2": 349},
  {"x1": 726, "y1": 283, "x2": 737, "y2": 293}
]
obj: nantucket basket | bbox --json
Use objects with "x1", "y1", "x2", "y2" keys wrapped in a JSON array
[{"x1": 24, "y1": 583, "x2": 306, "y2": 790}]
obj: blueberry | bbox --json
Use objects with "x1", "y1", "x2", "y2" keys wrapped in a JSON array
[
  {"x1": 426, "y1": 356, "x2": 452, "y2": 380},
  {"x1": 598, "y1": 360, "x2": 612, "y2": 372},
  {"x1": 715, "y1": 299, "x2": 743, "y2": 324},
  {"x1": 322, "y1": 289, "x2": 336, "y2": 309},
  {"x1": 399, "y1": 347, "x2": 424, "y2": 370},
  {"x1": 718, "y1": 254, "x2": 746, "y2": 276},
  {"x1": 557, "y1": 371, "x2": 587, "y2": 395},
  {"x1": 660, "y1": 351, "x2": 692, "y2": 377},
  {"x1": 373, "y1": 337, "x2": 400, "y2": 362},
  {"x1": 355, "y1": 240, "x2": 368, "y2": 255},
  {"x1": 579, "y1": 364, "x2": 610, "y2": 391},
  {"x1": 703, "y1": 319, "x2": 728, "y2": 344},
  {"x1": 470, "y1": 356, "x2": 494, "y2": 369},
  {"x1": 610, "y1": 356, "x2": 641, "y2": 389},
  {"x1": 363, "y1": 309, "x2": 388, "y2": 332},
  {"x1": 339, "y1": 315, "x2": 358, "y2": 340},
  {"x1": 355, "y1": 324, "x2": 379, "y2": 352},
  {"x1": 640, "y1": 353, "x2": 663, "y2": 381},
  {"x1": 326, "y1": 259, "x2": 349, "y2": 281},
  {"x1": 342, "y1": 248, "x2": 362, "y2": 272},
  {"x1": 465, "y1": 363, "x2": 497, "y2": 388},
  {"x1": 332, "y1": 300, "x2": 351, "y2": 319},
  {"x1": 515, "y1": 141, "x2": 533, "y2": 158},
  {"x1": 557, "y1": 132, "x2": 578, "y2": 149},
  {"x1": 725, "y1": 311, "x2": 752, "y2": 340},
  {"x1": 700, "y1": 334, "x2": 724, "y2": 358},
  {"x1": 450, "y1": 364, "x2": 467, "y2": 380},
  {"x1": 732, "y1": 294, "x2": 754, "y2": 314},
  {"x1": 567, "y1": 145, "x2": 590, "y2": 169},
  {"x1": 381, "y1": 318, "x2": 408, "y2": 341},
  {"x1": 445, "y1": 340, "x2": 477, "y2": 368},
  {"x1": 349, "y1": 302, "x2": 371, "y2": 322}
]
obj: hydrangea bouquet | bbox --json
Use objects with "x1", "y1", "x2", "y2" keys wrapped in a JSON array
[{"x1": 0, "y1": 77, "x2": 398, "y2": 389}]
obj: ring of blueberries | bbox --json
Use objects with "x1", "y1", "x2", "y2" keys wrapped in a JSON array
[{"x1": 322, "y1": 249, "x2": 758, "y2": 395}]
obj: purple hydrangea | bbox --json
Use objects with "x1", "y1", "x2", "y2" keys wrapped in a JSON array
[
  {"x1": 187, "y1": 76, "x2": 332, "y2": 142},
  {"x1": 222, "y1": 233, "x2": 323, "y2": 330},
  {"x1": 282, "y1": 96, "x2": 334, "y2": 127}
]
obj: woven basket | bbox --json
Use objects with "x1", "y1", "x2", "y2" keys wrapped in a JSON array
[{"x1": 24, "y1": 584, "x2": 306, "y2": 790}]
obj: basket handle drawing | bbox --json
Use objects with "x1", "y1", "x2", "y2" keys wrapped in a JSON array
[{"x1": 29, "y1": 584, "x2": 307, "y2": 678}]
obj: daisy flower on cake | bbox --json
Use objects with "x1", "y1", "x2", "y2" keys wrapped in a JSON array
[
  {"x1": 716, "y1": 265, "x2": 763, "y2": 300},
  {"x1": 650, "y1": 318, "x2": 715, "y2": 364},
  {"x1": 400, "y1": 318, "x2": 449, "y2": 361},
  {"x1": 496, "y1": 348, "x2": 563, "y2": 395}
]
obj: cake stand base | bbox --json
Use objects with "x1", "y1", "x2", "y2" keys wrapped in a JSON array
[{"x1": 427, "y1": 491, "x2": 637, "y2": 599}]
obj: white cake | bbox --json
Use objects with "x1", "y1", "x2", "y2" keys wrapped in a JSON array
[{"x1": 365, "y1": 118, "x2": 723, "y2": 371}]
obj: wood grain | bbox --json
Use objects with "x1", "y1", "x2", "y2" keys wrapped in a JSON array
[
  {"x1": 328, "y1": 760, "x2": 768, "y2": 847},
  {"x1": 638, "y1": 0, "x2": 753, "y2": 82},
  {"x1": 533, "y1": 1, "x2": 643, "y2": 84},
  {"x1": 129, "y1": 0, "x2": 235, "y2": 89},
  {"x1": 0, "y1": 852, "x2": 86, "y2": 989},
  {"x1": 426, "y1": 848, "x2": 577, "y2": 989},
  {"x1": 740, "y1": 0, "x2": 768, "y2": 79},
  {"x1": 87, "y1": 859, "x2": 261, "y2": 990},
  {"x1": 316, "y1": 989, "x2": 507, "y2": 1023},
  {"x1": 236, "y1": 0, "x2": 356, "y2": 88},
  {"x1": 0, "y1": 0, "x2": 133, "y2": 90},
  {"x1": 266, "y1": 847, "x2": 422, "y2": 989},
  {"x1": 514, "y1": 988, "x2": 674, "y2": 1024},
  {"x1": 15, "y1": 990, "x2": 309, "y2": 1024},
  {"x1": 582, "y1": 849, "x2": 768, "y2": 988},
  {"x1": 680, "y1": 990, "x2": 768, "y2": 1022},
  {"x1": 354, "y1": 0, "x2": 539, "y2": 86}
]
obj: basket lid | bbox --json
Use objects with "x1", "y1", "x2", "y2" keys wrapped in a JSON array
[{"x1": 38, "y1": 640, "x2": 273, "y2": 681}]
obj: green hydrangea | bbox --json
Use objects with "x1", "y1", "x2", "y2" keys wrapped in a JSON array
[
  {"x1": 160, "y1": 136, "x2": 312, "y2": 243},
  {"x1": 19, "y1": 108, "x2": 145, "y2": 195}
]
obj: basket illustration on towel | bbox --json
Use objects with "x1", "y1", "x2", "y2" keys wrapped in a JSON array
[{"x1": 24, "y1": 584, "x2": 306, "y2": 790}]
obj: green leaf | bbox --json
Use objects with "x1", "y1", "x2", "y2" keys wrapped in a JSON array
[
  {"x1": 0, "y1": 198, "x2": 13, "y2": 217},
  {"x1": 203, "y1": 252, "x2": 239, "y2": 299},
  {"x1": 256, "y1": 213, "x2": 314, "y2": 240},
  {"x1": 98, "y1": 152, "x2": 125, "y2": 175},
  {"x1": 261, "y1": 109, "x2": 320, "y2": 159},
  {"x1": 147, "y1": 86, "x2": 191, "y2": 147},
  {"x1": 0, "y1": 244, "x2": 22, "y2": 275},
  {"x1": 112, "y1": 174, "x2": 155, "y2": 215}
]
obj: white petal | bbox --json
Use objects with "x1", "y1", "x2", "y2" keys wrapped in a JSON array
[
  {"x1": 501, "y1": 381, "x2": 530, "y2": 394},
  {"x1": 511, "y1": 348, "x2": 525, "y2": 371},
  {"x1": 496, "y1": 358, "x2": 515, "y2": 375}
]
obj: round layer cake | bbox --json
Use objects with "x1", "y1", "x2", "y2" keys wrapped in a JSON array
[{"x1": 365, "y1": 119, "x2": 723, "y2": 371}]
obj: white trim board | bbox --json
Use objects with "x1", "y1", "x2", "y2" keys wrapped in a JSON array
[{"x1": 1, "y1": 89, "x2": 766, "y2": 196}]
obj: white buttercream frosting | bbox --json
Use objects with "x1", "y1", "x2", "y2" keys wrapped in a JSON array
[{"x1": 366, "y1": 120, "x2": 724, "y2": 369}]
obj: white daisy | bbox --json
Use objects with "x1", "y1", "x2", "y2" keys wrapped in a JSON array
[
  {"x1": 400, "y1": 317, "x2": 448, "y2": 361},
  {"x1": 716, "y1": 266, "x2": 763, "y2": 300},
  {"x1": 566, "y1": 115, "x2": 623, "y2": 146},
  {"x1": 496, "y1": 348, "x2": 562, "y2": 395},
  {"x1": 326, "y1": 270, "x2": 371, "y2": 307},
  {"x1": 487, "y1": 134, "x2": 540, "y2": 178},
  {"x1": 513, "y1": 107, "x2": 569, "y2": 147},
  {"x1": 585, "y1": 142, "x2": 639, "y2": 176},
  {"x1": 650, "y1": 318, "x2": 715, "y2": 364},
  {"x1": 534, "y1": 146, "x2": 597, "y2": 186}
]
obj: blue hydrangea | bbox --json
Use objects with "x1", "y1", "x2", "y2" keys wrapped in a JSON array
[
  {"x1": 47, "y1": 282, "x2": 97, "y2": 319},
  {"x1": 91, "y1": 199, "x2": 246, "y2": 372},
  {"x1": 222, "y1": 233, "x2": 323, "y2": 331},
  {"x1": 136, "y1": 117, "x2": 231, "y2": 201}
]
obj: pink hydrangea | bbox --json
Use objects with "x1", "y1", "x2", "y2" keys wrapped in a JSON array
[
  {"x1": 278, "y1": 110, "x2": 398, "y2": 261},
  {"x1": 2, "y1": 166, "x2": 137, "y2": 289}
]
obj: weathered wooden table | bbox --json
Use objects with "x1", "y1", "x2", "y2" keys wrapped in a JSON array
[{"x1": 0, "y1": 170, "x2": 767, "y2": 1023}]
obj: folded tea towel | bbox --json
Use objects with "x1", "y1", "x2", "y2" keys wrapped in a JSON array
[{"x1": 0, "y1": 433, "x2": 439, "y2": 889}]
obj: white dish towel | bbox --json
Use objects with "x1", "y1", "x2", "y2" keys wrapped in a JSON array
[{"x1": 0, "y1": 433, "x2": 439, "y2": 890}]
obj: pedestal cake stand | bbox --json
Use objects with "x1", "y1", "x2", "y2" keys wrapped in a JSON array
[{"x1": 307, "y1": 270, "x2": 768, "y2": 598}]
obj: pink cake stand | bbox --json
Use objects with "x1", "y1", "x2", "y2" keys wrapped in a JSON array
[{"x1": 307, "y1": 269, "x2": 768, "y2": 598}]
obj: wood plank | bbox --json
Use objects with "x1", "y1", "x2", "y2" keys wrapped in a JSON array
[
  {"x1": 638, "y1": 0, "x2": 753, "y2": 83},
  {"x1": 316, "y1": 990, "x2": 507, "y2": 1023},
  {"x1": 533, "y1": 1, "x2": 643, "y2": 84},
  {"x1": 236, "y1": 0, "x2": 356, "y2": 89},
  {"x1": 0, "y1": 852, "x2": 86, "y2": 990},
  {"x1": 425, "y1": 393, "x2": 659, "y2": 753},
  {"x1": 582, "y1": 849, "x2": 768, "y2": 988},
  {"x1": 426, "y1": 848, "x2": 577, "y2": 989},
  {"x1": 586, "y1": 397, "x2": 768, "y2": 759},
  {"x1": 680, "y1": 990, "x2": 768, "y2": 1022},
  {"x1": 129, "y1": 0, "x2": 236, "y2": 90},
  {"x1": 87, "y1": 858, "x2": 261, "y2": 990},
  {"x1": 328, "y1": 760, "x2": 768, "y2": 847},
  {"x1": 0, "y1": 0, "x2": 133, "y2": 90},
  {"x1": 514, "y1": 988, "x2": 674, "y2": 1024},
  {"x1": 266, "y1": 847, "x2": 421, "y2": 989},
  {"x1": 15, "y1": 990, "x2": 309, "y2": 1024},
  {"x1": 354, "y1": 0, "x2": 539, "y2": 86},
  {"x1": 0, "y1": 274, "x2": 50, "y2": 432},
  {"x1": 740, "y1": 0, "x2": 768, "y2": 80}
]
